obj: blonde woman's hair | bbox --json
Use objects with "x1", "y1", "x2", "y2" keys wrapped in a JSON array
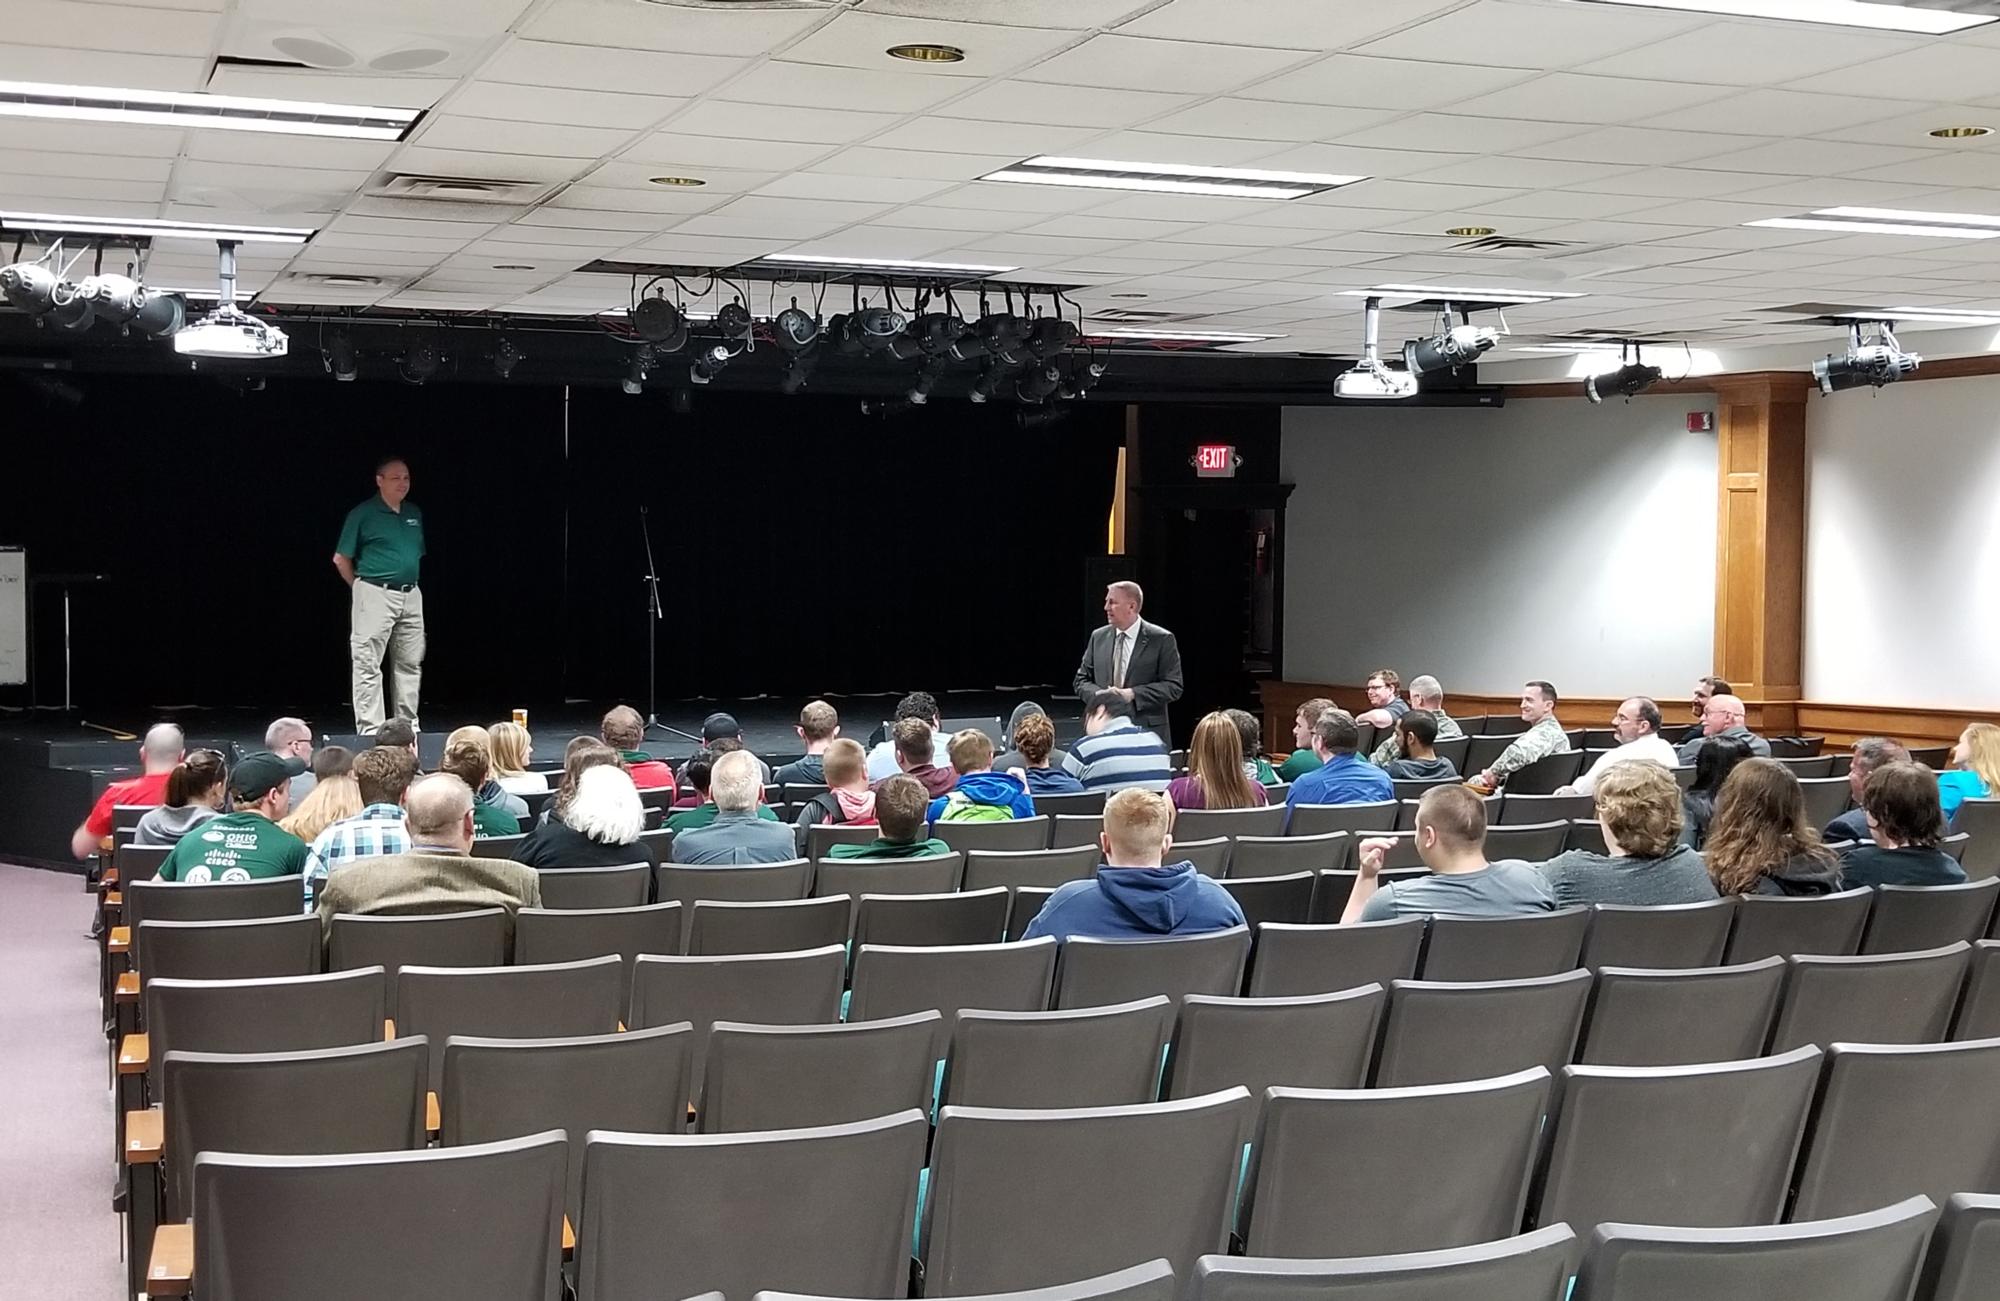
[
  {"x1": 280, "y1": 773, "x2": 361, "y2": 842},
  {"x1": 1591, "y1": 760, "x2": 1684, "y2": 859},
  {"x1": 488, "y1": 721, "x2": 532, "y2": 777},
  {"x1": 1961, "y1": 723, "x2": 2000, "y2": 793}
]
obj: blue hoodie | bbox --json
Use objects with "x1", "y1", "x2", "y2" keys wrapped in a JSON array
[
  {"x1": 1022, "y1": 862, "x2": 1246, "y2": 941},
  {"x1": 927, "y1": 771, "x2": 1036, "y2": 823}
]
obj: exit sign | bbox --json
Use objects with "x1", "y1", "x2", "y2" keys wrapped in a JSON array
[{"x1": 1194, "y1": 443, "x2": 1238, "y2": 478}]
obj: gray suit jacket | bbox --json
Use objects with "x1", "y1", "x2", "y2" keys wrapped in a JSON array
[{"x1": 1073, "y1": 618, "x2": 1185, "y2": 737}]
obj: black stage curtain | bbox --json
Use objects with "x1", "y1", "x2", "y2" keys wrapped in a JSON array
[{"x1": 0, "y1": 375, "x2": 1122, "y2": 712}]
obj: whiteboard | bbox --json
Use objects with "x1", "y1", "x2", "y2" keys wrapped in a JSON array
[{"x1": 0, "y1": 549, "x2": 23, "y2": 685}]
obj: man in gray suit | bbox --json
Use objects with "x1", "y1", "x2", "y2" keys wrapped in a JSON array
[{"x1": 1073, "y1": 580, "x2": 1185, "y2": 740}]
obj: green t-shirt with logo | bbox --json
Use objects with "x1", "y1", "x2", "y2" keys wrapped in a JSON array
[
  {"x1": 335, "y1": 497, "x2": 425, "y2": 586},
  {"x1": 156, "y1": 811, "x2": 309, "y2": 883}
]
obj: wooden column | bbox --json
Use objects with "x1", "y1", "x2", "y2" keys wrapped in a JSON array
[{"x1": 1713, "y1": 373, "x2": 1810, "y2": 735}]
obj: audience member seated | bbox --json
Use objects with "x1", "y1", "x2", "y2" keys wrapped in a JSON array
[
  {"x1": 928, "y1": 730, "x2": 1035, "y2": 823},
  {"x1": 1689, "y1": 674, "x2": 1731, "y2": 740},
  {"x1": 1005, "y1": 712, "x2": 1085, "y2": 796},
  {"x1": 1284, "y1": 709, "x2": 1393, "y2": 827},
  {"x1": 698, "y1": 711, "x2": 774, "y2": 784},
  {"x1": 1064, "y1": 691, "x2": 1172, "y2": 794},
  {"x1": 71, "y1": 722, "x2": 183, "y2": 859},
  {"x1": 1676, "y1": 692, "x2": 1771, "y2": 763},
  {"x1": 670, "y1": 751, "x2": 798, "y2": 865},
  {"x1": 825, "y1": 775, "x2": 949, "y2": 860},
  {"x1": 1840, "y1": 762, "x2": 1966, "y2": 888},
  {"x1": 514, "y1": 742, "x2": 657, "y2": 869},
  {"x1": 1565, "y1": 696, "x2": 1680, "y2": 796},
  {"x1": 267, "y1": 716, "x2": 317, "y2": 805},
  {"x1": 487, "y1": 721, "x2": 548, "y2": 796},
  {"x1": 133, "y1": 749, "x2": 228, "y2": 847},
  {"x1": 1353, "y1": 668, "x2": 1411, "y2": 731},
  {"x1": 1941, "y1": 723, "x2": 1999, "y2": 822},
  {"x1": 1275, "y1": 697, "x2": 1337, "y2": 782},
  {"x1": 1166, "y1": 711, "x2": 1268, "y2": 810},
  {"x1": 374, "y1": 717, "x2": 420, "y2": 761},
  {"x1": 157, "y1": 752, "x2": 310, "y2": 885},
  {"x1": 439, "y1": 737, "x2": 522, "y2": 838},
  {"x1": 883, "y1": 717, "x2": 960, "y2": 798},
  {"x1": 1825, "y1": 737, "x2": 1907, "y2": 844},
  {"x1": 865, "y1": 691, "x2": 952, "y2": 780},
  {"x1": 1022, "y1": 788, "x2": 1245, "y2": 941},
  {"x1": 278, "y1": 754, "x2": 360, "y2": 845},
  {"x1": 1223, "y1": 708, "x2": 1280, "y2": 784},
  {"x1": 600, "y1": 705, "x2": 676, "y2": 794},
  {"x1": 315, "y1": 773, "x2": 541, "y2": 939},
  {"x1": 1382, "y1": 711, "x2": 1459, "y2": 781},
  {"x1": 1344, "y1": 785, "x2": 1557, "y2": 922},
  {"x1": 445, "y1": 725, "x2": 528, "y2": 821},
  {"x1": 1704, "y1": 758, "x2": 1845, "y2": 897},
  {"x1": 1681, "y1": 735, "x2": 1753, "y2": 850},
  {"x1": 1471, "y1": 681, "x2": 1572, "y2": 792},
  {"x1": 1369, "y1": 675, "x2": 1464, "y2": 767},
  {"x1": 1536, "y1": 761, "x2": 1717, "y2": 906},
  {"x1": 792, "y1": 739, "x2": 877, "y2": 844},
  {"x1": 773, "y1": 700, "x2": 840, "y2": 786},
  {"x1": 995, "y1": 701, "x2": 1072, "y2": 776},
  {"x1": 665, "y1": 750, "x2": 784, "y2": 829},
  {"x1": 303, "y1": 745, "x2": 419, "y2": 909}
]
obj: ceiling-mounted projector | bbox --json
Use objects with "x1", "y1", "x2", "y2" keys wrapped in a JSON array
[
  {"x1": 1334, "y1": 295, "x2": 1420, "y2": 400},
  {"x1": 173, "y1": 239, "x2": 287, "y2": 360}
]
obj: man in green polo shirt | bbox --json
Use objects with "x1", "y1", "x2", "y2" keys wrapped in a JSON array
[
  {"x1": 334, "y1": 455, "x2": 426, "y2": 734},
  {"x1": 826, "y1": 775, "x2": 950, "y2": 860},
  {"x1": 157, "y1": 752, "x2": 311, "y2": 885}
]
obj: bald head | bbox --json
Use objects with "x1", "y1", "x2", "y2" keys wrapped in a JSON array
[
  {"x1": 1702, "y1": 694, "x2": 1747, "y2": 736},
  {"x1": 142, "y1": 724, "x2": 185, "y2": 772},
  {"x1": 404, "y1": 773, "x2": 475, "y2": 851}
]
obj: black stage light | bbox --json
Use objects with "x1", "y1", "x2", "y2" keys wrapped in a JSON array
[
  {"x1": 623, "y1": 344, "x2": 656, "y2": 395},
  {"x1": 715, "y1": 299, "x2": 752, "y2": 340},
  {"x1": 967, "y1": 363, "x2": 1004, "y2": 404},
  {"x1": 780, "y1": 349, "x2": 817, "y2": 394},
  {"x1": 324, "y1": 331, "x2": 359, "y2": 381},
  {"x1": 1403, "y1": 322, "x2": 1498, "y2": 376},
  {"x1": 1586, "y1": 361, "x2": 1663, "y2": 404},
  {"x1": 853, "y1": 306, "x2": 907, "y2": 350},
  {"x1": 1026, "y1": 318, "x2": 1080, "y2": 358},
  {"x1": 1015, "y1": 363, "x2": 1061, "y2": 404},
  {"x1": 493, "y1": 336, "x2": 523, "y2": 380},
  {"x1": 773, "y1": 301, "x2": 818, "y2": 351},
  {"x1": 689, "y1": 344, "x2": 730, "y2": 385},
  {"x1": 632, "y1": 295, "x2": 687, "y2": 348},
  {"x1": 399, "y1": 336, "x2": 440, "y2": 385}
]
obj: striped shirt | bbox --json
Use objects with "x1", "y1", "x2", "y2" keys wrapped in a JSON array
[
  {"x1": 1062, "y1": 718, "x2": 1172, "y2": 792},
  {"x1": 303, "y1": 803, "x2": 411, "y2": 911}
]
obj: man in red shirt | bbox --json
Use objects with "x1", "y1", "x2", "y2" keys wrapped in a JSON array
[
  {"x1": 71, "y1": 723, "x2": 184, "y2": 859},
  {"x1": 599, "y1": 705, "x2": 677, "y2": 794}
]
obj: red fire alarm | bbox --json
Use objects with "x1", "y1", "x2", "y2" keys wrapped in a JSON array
[{"x1": 1687, "y1": 412, "x2": 1715, "y2": 432}]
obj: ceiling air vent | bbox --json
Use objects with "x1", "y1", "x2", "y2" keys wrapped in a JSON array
[
  {"x1": 368, "y1": 173, "x2": 561, "y2": 205},
  {"x1": 1091, "y1": 308, "x2": 1189, "y2": 323},
  {"x1": 1449, "y1": 234, "x2": 1583, "y2": 253}
]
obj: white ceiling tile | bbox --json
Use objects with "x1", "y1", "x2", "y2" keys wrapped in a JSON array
[
  {"x1": 1353, "y1": 0, "x2": 1702, "y2": 69},
  {"x1": 1515, "y1": 126, "x2": 1780, "y2": 166},
  {"x1": 1715, "y1": 176, "x2": 1956, "y2": 207},
  {"x1": 1239, "y1": 55, "x2": 1535, "y2": 110},
  {"x1": 472, "y1": 237, "x2": 627, "y2": 260},
  {"x1": 0, "y1": 47, "x2": 203, "y2": 90},
  {"x1": 1698, "y1": 139, "x2": 1938, "y2": 176},
  {"x1": 662, "y1": 100, "x2": 901, "y2": 145},
  {"x1": 478, "y1": 39, "x2": 745, "y2": 96},
  {"x1": 1442, "y1": 73, "x2": 1724, "y2": 125},
  {"x1": 864, "y1": 117, "x2": 1100, "y2": 155},
  {"x1": 1813, "y1": 107, "x2": 2000, "y2": 151},
  {"x1": 1138, "y1": 99, "x2": 1398, "y2": 143},
  {"x1": 1024, "y1": 214, "x2": 1205, "y2": 239},
  {"x1": 1649, "y1": 90, "x2": 1926, "y2": 138},
  {"x1": 1469, "y1": 189, "x2": 1673, "y2": 220},
  {"x1": 1786, "y1": 43, "x2": 2000, "y2": 102},
  {"x1": 1244, "y1": 143, "x2": 1481, "y2": 181},
  {"x1": 1573, "y1": 21, "x2": 1918, "y2": 85},
  {"x1": 313, "y1": 229, "x2": 468, "y2": 254},
  {"x1": 1018, "y1": 34, "x2": 1314, "y2": 95},
  {"x1": 415, "y1": 117, "x2": 634, "y2": 158},
  {"x1": 0, "y1": 174, "x2": 165, "y2": 204},
  {"x1": 1304, "y1": 178, "x2": 1528, "y2": 213},
  {"x1": 548, "y1": 184, "x2": 729, "y2": 214},
  {"x1": 485, "y1": 223, "x2": 633, "y2": 248},
  {"x1": 933, "y1": 80, "x2": 1195, "y2": 128},
  {"x1": 752, "y1": 172, "x2": 955, "y2": 203},
  {"x1": 1118, "y1": 0, "x2": 1468, "y2": 48},
  {"x1": 10, "y1": 0, "x2": 217, "y2": 54},
  {"x1": 1610, "y1": 198, "x2": 1801, "y2": 229},
  {"x1": 1402, "y1": 155, "x2": 1644, "y2": 189},
  {"x1": 1067, "y1": 131, "x2": 1299, "y2": 166},
  {"x1": 0, "y1": 149, "x2": 173, "y2": 183},
  {"x1": 866, "y1": 0, "x2": 1153, "y2": 26},
  {"x1": 1561, "y1": 167, "x2": 1792, "y2": 199},
  {"x1": 744, "y1": 227, "x2": 957, "y2": 261},
  {"x1": 611, "y1": 234, "x2": 786, "y2": 263},
  {"x1": 203, "y1": 65, "x2": 445, "y2": 111},
  {"x1": 806, "y1": 146, "x2": 1018, "y2": 181},
  {"x1": 0, "y1": 120, "x2": 187, "y2": 158},
  {"x1": 619, "y1": 133, "x2": 832, "y2": 171},
  {"x1": 183, "y1": 133, "x2": 398, "y2": 172},
  {"x1": 717, "y1": 60, "x2": 966, "y2": 114},
  {"x1": 667, "y1": 212, "x2": 850, "y2": 241},
  {"x1": 443, "y1": 83, "x2": 687, "y2": 130},
  {"x1": 519, "y1": 0, "x2": 827, "y2": 55},
  {"x1": 916, "y1": 182, "x2": 1101, "y2": 212},
  {"x1": 1069, "y1": 193, "x2": 1294, "y2": 222},
  {"x1": 1841, "y1": 152, "x2": 2000, "y2": 188},
  {"x1": 873, "y1": 204, "x2": 1046, "y2": 232},
  {"x1": 1333, "y1": 114, "x2": 1589, "y2": 155},
  {"x1": 779, "y1": 11, "x2": 1081, "y2": 76},
  {"x1": 585, "y1": 162, "x2": 777, "y2": 193},
  {"x1": 514, "y1": 207, "x2": 681, "y2": 232}
]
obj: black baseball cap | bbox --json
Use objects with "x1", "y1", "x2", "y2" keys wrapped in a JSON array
[
  {"x1": 229, "y1": 750, "x2": 307, "y2": 801},
  {"x1": 701, "y1": 712, "x2": 742, "y2": 742}
]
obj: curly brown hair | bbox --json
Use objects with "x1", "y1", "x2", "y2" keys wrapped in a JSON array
[
  {"x1": 1013, "y1": 712, "x2": 1057, "y2": 766},
  {"x1": 1592, "y1": 760, "x2": 1683, "y2": 859},
  {"x1": 1704, "y1": 758, "x2": 1838, "y2": 895}
]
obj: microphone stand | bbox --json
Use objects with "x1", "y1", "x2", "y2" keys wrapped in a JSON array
[{"x1": 640, "y1": 506, "x2": 667, "y2": 739}]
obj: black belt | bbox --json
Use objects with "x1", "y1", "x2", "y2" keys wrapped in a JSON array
[{"x1": 359, "y1": 578, "x2": 418, "y2": 593}]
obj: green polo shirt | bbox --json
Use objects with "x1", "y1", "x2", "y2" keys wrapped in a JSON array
[
  {"x1": 825, "y1": 837, "x2": 952, "y2": 860},
  {"x1": 472, "y1": 801, "x2": 520, "y2": 838},
  {"x1": 665, "y1": 802, "x2": 781, "y2": 831},
  {"x1": 336, "y1": 496, "x2": 425, "y2": 587},
  {"x1": 156, "y1": 811, "x2": 309, "y2": 884}
]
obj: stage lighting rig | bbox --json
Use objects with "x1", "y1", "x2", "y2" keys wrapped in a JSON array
[
  {"x1": 891, "y1": 312, "x2": 967, "y2": 362},
  {"x1": 0, "y1": 260, "x2": 94, "y2": 331},
  {"x1": 632, "y1": 294, "x2": 687, "y2": 349},
  {"x1": 1585, "y1": 343, "x2": 1663, "y2": 403},
  {"x1": 715, "y1": 298, "x2": 752, "y2": 341},
  {"x1": 1402, "y1": 304, "x2": 1500, "y2": 377},
  {"x1": 780, "y1": 349, "x2": 817, "y2": 395},
  {"x1": 399, "y1": 336, "x2": 440, "y2": 384},
  {"x1": 493, "y1": 335, "x2": 524, "y2": 380},
  {"x1": 1015, "y1": 363, "x2": 1062, "y2": 404},
  {"x1": 623, "y1": 344, "x2": 657, "y2": 395},
  {"x1": 1062, "y1": 361, "x2": 1108, "y2": 400},
  {"x1": 1333, "y1": 296, "x2": 1418, "y2": 400},
  {"x1": 689, "y1": 344, "x2": 731, "y2": 385},
  {"x1": 323, "y1": 331, "x2": 359, "y2": 381},
  {"x1": 1027, "y1": 317, "x2": 1080, "y2": 359},
  {"x1": 967, "y1": 363, "x2": 1004, "y2": 404},
  {"x1": 773, "y1": 300, "x2": 819, "y2": 351},
  {"x1": 949, "y1": 312, "x2": 1031, "y2": 363},
  {"x1": 1814, "y1": 321, "x2": 1920, "y2": 394}
]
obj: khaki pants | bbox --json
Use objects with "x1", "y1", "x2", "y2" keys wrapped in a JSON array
[{"x1": 351, "y1": 581, "x2": 424, "y2": 733}]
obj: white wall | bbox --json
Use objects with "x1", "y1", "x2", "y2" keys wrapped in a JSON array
[
  {"x1": 1805, "y1": 373, "x2": 2000, "y2": 709},
  {"x1": 1281, "y1": 394, "x2": 1718, "y2": 698}
]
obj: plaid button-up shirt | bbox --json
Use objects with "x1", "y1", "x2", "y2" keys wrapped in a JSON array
[{"x1": 303, "y1": 803, "x2": 410, "y2": 910}]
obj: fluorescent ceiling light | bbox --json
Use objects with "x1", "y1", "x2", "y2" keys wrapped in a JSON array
[
  {"x1": 1576, "y1": 0, "x2": 1993, "y2": 33},
  {"x1": 1085, "y1": 327, "x2": 1283, "y2": 342},
  {"x1": 1816, "y1": 206, "x2": 2000, "y2": 229},
  {"x1": 1340, "y1": 283, "x2": 1587, "y2": 305},
  {"x1": 983, "y1": 156, "x2": 1365, "y2": 200},
  {"x1": 1831, "y1": 307, "x2": 2000, "y2": 325},
  {"x1": 0, "y1": 212, "x2": 314, "y2": 244},
  {"x1": 755, "y1": 253, "x2": 1019, "y2": 275},
  {"x1": 1746, "y1": 216, "x2": 2000, "y2": 238},
  {"x1": 0, "y1": 80, "x2": 419, "y2": 140}
]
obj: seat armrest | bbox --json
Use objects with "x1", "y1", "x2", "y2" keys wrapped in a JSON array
[
  {"x1": 115, "y1": 971, "x2": 140, "y2": 1004},
  {"x1": 147, "y1": 1222, "x2": 192, "y2": 1295},
  {"x1": 126, "y1": 1108, "x2": 164, "y2": 1164},
  {"x1": 118, "y1": 1033, "x2": 150, "y2": 1077},
  {"x1": 104, "y1": 891, "x2": 123, "y2": 910},
  {"x1": 426, "y1": 1091, "x2": 439, "y2": 1135},
  {"x1": 108, "y1": 926, "x2": 131, "y2": 955},
  {"x1": 564, "y1": 1215, "x2": 575, "y2": 1258}
]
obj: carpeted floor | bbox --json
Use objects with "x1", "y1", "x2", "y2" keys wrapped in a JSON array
[{"x1": 0, "y1": 864, "x2": 124, "y2": 1298}]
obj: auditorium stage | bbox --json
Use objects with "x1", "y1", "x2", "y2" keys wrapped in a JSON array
[{"x1": 0, "y1": 687, "x2": 1083, "y2": 870}]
